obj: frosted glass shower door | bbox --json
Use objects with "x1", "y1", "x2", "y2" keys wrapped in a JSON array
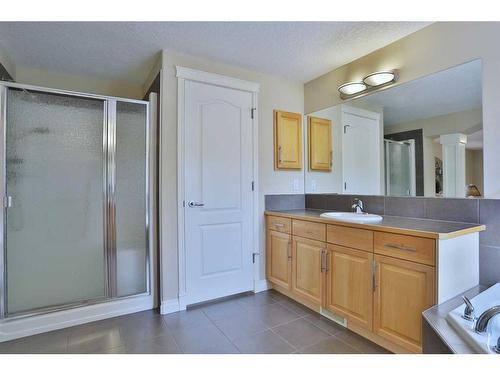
[
  {"x1": 385, "y1": 139, "x2": 415, "y2": 197},
  {"x1": 5, "y1": 90, "x2": 106, "y2": 314},
  {"x1": 115, "y1": 101, "x2": 148, "y2": 297}
]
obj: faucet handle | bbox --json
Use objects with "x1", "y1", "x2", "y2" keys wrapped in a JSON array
[
  {"x1": 462, "y1": 295, "x2": 475, "y2": 321},
  {"x1": 494, "y1": 336, "x2": 500, "y2": 354}
]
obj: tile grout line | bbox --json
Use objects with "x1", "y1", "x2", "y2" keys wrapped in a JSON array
[
  {"x1": 298, "y1": 335, "x2": 361, "y2": 354},
  {"x1": 268, "y1": 326, "x2": 300, "y2": 352},
  {"x1": 200, "y1": 308, "x2": 242, "y2": 353},
  {"x1": 160, "y1": 314, "x2": 185, "y2": 354}
]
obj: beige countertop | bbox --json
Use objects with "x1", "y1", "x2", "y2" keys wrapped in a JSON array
[{"x1": 265, "y1": 209, "x2": 486, "y2": 239}]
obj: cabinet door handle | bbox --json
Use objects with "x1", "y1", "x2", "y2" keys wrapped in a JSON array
[
  {"x1": 278, "y1": 145, "x2": 283, "y2": 164},
  {"x1": 372, "y1": 260, "x2": 378, "y2": 292},
  {"x1": 320, "y1": 250, "x2": 327, "y2": 272},
  {"x1": 384, "y1": 243, "x2": 417, "y2": 252},
  {"x1": 287, "y1": 241, "x2": 292, "y2": 260},
  {"x1": 330, "y1": 150, "x2": 333, "y2": 167}
]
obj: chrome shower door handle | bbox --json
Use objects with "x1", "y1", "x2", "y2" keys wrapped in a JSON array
[
  {"x1": 4, "y1": 196, "x2": 12, "y2": 208},
  {"x1": 188, "y1": 201, "x2": 204, "y2": 208}
]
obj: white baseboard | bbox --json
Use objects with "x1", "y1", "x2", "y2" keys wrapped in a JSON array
[
  {"x1": 254, "y1": 279, "x2": 270, "y2": 293},
  {"x1": 0, "y1": 294, "x2": 154, "y2": 343},
  {"x1": 160, "y1": 298, "x2": 183, "y2": 315}
]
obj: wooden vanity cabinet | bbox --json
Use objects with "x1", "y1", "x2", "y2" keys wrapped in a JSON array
[
  {"x1": 325, "y1": 244, "x2": 373, "y2": 330},
  {"x1": 274, "y1": 110, "x2": 303, "y2": 170},
  {"x1": 373, "y1": 254, "x2": 435, "y2": 352},
  {"x1": 266, "y1": 230, "x2": 292, "y2": 290},
  {"x1": 265, "y1": 213, "x2": 449, "y2": 353},
  {"x1": 291, "y1": 236, "x2": 325, "y2": 307}
]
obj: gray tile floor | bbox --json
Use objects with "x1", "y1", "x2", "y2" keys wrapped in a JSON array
[{"x1": 0, "y1": 290, "x2": 390, "y2": 354}]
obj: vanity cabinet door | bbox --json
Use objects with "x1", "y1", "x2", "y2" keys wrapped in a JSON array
[
  {"x1": 274, "y1": 110, "x2": 303, "y2": 170},
  {"x1": 308, "y1": 116, "x2": 332, "y2": 171},
  {"x1": 266, "y1": 230, "x2": 292, "y2": 290},
  {"x1": 324, "y1": 245, "x2": 373, "y2": 330},
  {"x1": 291, "y1": 237, "x2": 324, "y2": 307},
  {"x1": 373, "y1": 254, "x2": 435, "y2": 353}
]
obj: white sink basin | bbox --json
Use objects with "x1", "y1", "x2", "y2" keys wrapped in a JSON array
[
  {"x1": 319, "y1": 212, "x2": 383, "y2": 224},
  {"x1": 446, "y1": 283, "x2": 500, "y2": 354}
]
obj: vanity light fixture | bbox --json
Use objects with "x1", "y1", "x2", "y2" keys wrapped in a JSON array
[
  {"x1": 363, "y1": 71, "x2": 398, "y2": 87},
  {"x1": 338, "y1": 70, "x2": 399, "y2": 100},
  {"x1": 337, "y1": 82, "x2": 367, "y2": 96}
]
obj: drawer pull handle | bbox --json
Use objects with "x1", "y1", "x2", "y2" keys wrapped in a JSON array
[
  {"x1": 384, "y1": 243, "x2": 417, "y2": 252},
  {"x1": 273, "y1": 223, "x2": 285, "y2": 228}
]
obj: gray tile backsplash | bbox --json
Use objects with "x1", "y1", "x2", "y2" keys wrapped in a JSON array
[
  {"x1": 478, "y1": 199, "x2": 500, "y2": 247},
  {"x1": 266, "y1": 193, "x2": 500, "y2": 286},
  {"x1": 424, "y1": 198, "x2": 479, "y2": 223},
  {"x1": 385, "y1": 196, "x2": 426, "y2": 218},
  {"x1": 265, "y1": 194, "x2": 305, "y2": 211},
  {"x1": 304, "y1": 194, "x2": 326, "y2": 210},
  {"x1": 479, "y1": 245, "x2": 500, "y2": 286}
]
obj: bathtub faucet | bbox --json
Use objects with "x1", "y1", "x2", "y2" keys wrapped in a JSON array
[{"x1": 474, "y1": 305, "x2": 500, "y2": 333}]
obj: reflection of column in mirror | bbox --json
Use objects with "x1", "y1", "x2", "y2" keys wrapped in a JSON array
[{"x1": 439, "y1": 133, "x2": 467, "y2": 198}]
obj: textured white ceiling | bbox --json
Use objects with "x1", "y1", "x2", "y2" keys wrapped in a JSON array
[
  {"x1": 0, "y1": 22, "x2": 430, "y2": 84},
  {"x1": 355, "y1": 59, "x2": 482, "y2": 126}
]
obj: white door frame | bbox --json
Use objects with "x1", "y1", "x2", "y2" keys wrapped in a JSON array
[{"x1": 176, "y1": 66, "x2": 260, "y2": 310}]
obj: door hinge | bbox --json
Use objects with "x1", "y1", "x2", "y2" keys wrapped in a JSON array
[
  {"x1": 344, "y1": 182, "x2": 347, "y2": 190},
  {"x1": 251, "y1": 181, "x2": 255, "y2": 191},
  {"x1": 252, "y1": 252, "x2": 260, "y2": 263},
  {"x1": 182, "y1": 200, "x2": 185, "y2": 208},
  {"x1": 251, "y1": 107, "x2": 256, "y2": 119},
  {"x1": 343, "y1": 124, "x2": 350, "y2": 134}
]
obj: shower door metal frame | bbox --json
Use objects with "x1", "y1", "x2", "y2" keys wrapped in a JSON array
[{"x1": 0, "y1": 81, "x2": 153, "y2": 320}]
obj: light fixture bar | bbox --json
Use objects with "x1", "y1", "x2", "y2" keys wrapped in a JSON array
[{"x1": 338, "y1": 70, "x2": 399, "y2": 100}]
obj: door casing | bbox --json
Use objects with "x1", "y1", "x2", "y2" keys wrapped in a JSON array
[{"x1": 176, "y1": 66, "x2": 260, "y2": 310}]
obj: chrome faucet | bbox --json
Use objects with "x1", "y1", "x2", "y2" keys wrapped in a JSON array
[
  {"x1": 351, "y1": 198, "x2": 365, "y2": 214},
  {"x1": 474, "y1": 305, "x2": 500, "y2": 333},
  {"x1": 461, "y1": 295, "x2": 475, "y2": 321}
]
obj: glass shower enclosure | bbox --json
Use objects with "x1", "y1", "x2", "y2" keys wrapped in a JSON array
[
  {"x1": 384, "y1": 139, "x2": 416, "y2": 197},
  {"x1": 0, "y1": 82, "x2": 152, "y2": 318}
]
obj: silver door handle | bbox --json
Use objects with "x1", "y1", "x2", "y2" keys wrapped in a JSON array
[
  {"x1": 188, "y1": 201, "x2": 204, "y2": 208},
  {"x1": 320, "y1": 250, "x2": 327, "y2": 273},
  {"x1": 384, "y1": 243, "x2": 417, "y2": 252}
]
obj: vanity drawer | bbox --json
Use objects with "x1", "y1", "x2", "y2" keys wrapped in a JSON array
[
  {"x1": 374, "y1": 232, "x2": 435, "y2": 266},
  {"x1": 267, "y1": 216, "x2": 292, "y2": 233},
  {"x1": 327, "y1": 225, "x2": 373, "y2": 252},
  {"x1": 292, "y1": 219, "x2": 326, "y2": 241}
]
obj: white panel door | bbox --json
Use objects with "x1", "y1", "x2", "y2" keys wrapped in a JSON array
[
  {"x1": 184, "y1": 80, "x2": 254, "y2": 305},
  {"x1": 342, "y1": 110, "x2": 381, "y2": 195}
]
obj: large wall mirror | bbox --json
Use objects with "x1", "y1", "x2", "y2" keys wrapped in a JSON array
[{"x1": 304, "y1": 59, "x2": 483, "y2": 198}]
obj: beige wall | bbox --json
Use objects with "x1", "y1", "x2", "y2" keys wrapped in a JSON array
[
  {"x1": 384, "y1": 108, "x2": 482, "y2": 138},
  {"x1": 15, "y1": 66, "x2": 145, "y2": 99},
  {"x1": 466, "y1": 150, "x2": 484, "y2": 196},
  {"x1": 159, "y1": 49, "x2": 304, "y2": 303},
  {"x1": 304, "y1": 22, "x2": 500, "y2": 198}
]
